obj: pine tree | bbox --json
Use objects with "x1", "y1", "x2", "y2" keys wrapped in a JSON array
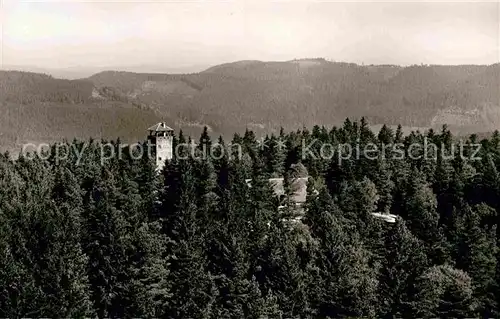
[
  {"x1": 81, "y1": 168, "x2": 132, "y2": 318},
  {"x1": 205, "y1": 218, "x2": 278, "y2": 318},
  {"x1": 43, "y1": 166, "x2": 93, "y2": 317},
  {"x1": 266, "y1": 134, "x2": 286, "y2": 177},
  {"x1": 198, "y1": 126, "x2": 212, "y2": 152},
  {"x1": 304, "y1": 188, "x2": 378, "y2": 317},
  {"x1": 247, "y1": 156, "x2": 278, "y2": 281},
  {"x1": 378, "y1": 218, "x2": 427, "y2": 318},
  {"x1": 166, "y1": 237, "x2": 217, "y2": 318},
  {"x1": 402, "y1": 168, "x2": 449, "y2": 264},
  {"x1": 256, "y1": 206, "x2": 313, "y2": 318},
  {"x1": 0, "y1": 157, "x2": 42, "y2": 317},
  {"x1": 395, "y1": 124, "x2": 404, "y2": 143},
  {"x1": 193, "y1": 155, "x2": 218, "y2": 221},
  {"x1": 115, "y1": 161, "x2": 172, "y2": 317},
  {"x1": 453, "y1": 204, "x2": 498, "y2": 317},
  {"x1": 378, "y1": 124, "x2": 394, "y2": 145},
  {"x1": 160, "y1": 155, "x2": 217, "y2": 318},
  {"x1": 0, "y1": 156, "x2": 93, "y2": 317},
  {"x1": 414, "y1": 265, "x2": 477, "y2": 318}
]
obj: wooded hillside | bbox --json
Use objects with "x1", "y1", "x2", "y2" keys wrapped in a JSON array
[{"x1": 1, "y1": 61, "x2": 498, "y2": 152}]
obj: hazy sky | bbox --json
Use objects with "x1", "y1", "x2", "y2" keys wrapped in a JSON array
[{"x1": 1, "y1": 0, "x2": 499, "y2": 69}]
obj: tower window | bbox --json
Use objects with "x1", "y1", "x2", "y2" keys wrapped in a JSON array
[{"x1": 159, "y1": 157, "x2": 162, "y2": 161}]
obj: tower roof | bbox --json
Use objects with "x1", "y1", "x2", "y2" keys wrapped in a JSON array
[{"x1": 147, "y1": 122, "x2": 174, "y2": 132}]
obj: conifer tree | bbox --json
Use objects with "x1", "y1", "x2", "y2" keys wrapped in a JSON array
[
  {"x1": 160, "y1": 154, "x2": 217, "y2": 318},
  {"x1": 378, "y1": 124, "x2": 394, "y2": 145},
  {"x1": 198, "y1": 126, "x2": 212, "y2": 152},
  {"x1": 193, "y1": 155, "x2": 218, "y2": 221},
  {"x1": 81, "y1": 168, "x2": 132, "y2": 318},
  {"x1": 257, "y1": 179, "x2": 314, "y2": 318},
  {"x1": 304, "y1": 188, "x2": 378, "y2": 317},
  {"x1": 414, "y1": 265, "x2": 477, "y2": 318},
  {"x1": 205, "y1": 217, "x2": 279, "y2": 318},
  {"x1": 266, "y1": 134, "x2": 286, "y2": 177},
  {"x1": 247, "y1": 156, "x2": 277, "y2": 278},
  {"x1": 0, "y1": 158, "x2": 42, "y2": 317},
  {"x1": 395, "y1": 124, "x2": 404, "y2": 143},
  {"x1": 402, "y1": 168, "x2": 449, "y2": 264},
  {"x1": 43, "y1": 166, "x2": 93, "y2": 317},
  {"x1": 0, "y1": 157, "x2": 93, "y2": 317},
  {"x1": 378, "y1": 218, "x2": 427, "y2": 318},
  {"x1": 453, "y1": 204, "x2": 498, "y2": 317}
]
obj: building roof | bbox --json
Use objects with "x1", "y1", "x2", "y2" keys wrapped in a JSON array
[
  {"x1": 269, "y1": 177, "x2": 309, "y2": 203},
  {"x1": 245, "y1": 176, "x2": 398, "y2": 223},
  {"x1": 245, "y1": 177, "x2": 309, "y2": 203},
  {"x1": 147, "y1": 122, "x2": 174, "y2": 132},
  {"x1": 371, "y1": 212, "x2": 397, "y2": 223}
]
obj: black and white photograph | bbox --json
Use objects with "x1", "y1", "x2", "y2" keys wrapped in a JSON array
[{"x1": 0, "y1": 0, "x2": 499, "y2": 317}]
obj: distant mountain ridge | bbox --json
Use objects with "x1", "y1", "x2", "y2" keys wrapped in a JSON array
[
  {"x1": 0, "y1": 64, "x2": 209, "y2": 80},
  {"x1": 1, "y1": 59, "x2": 499, "y2": 152},
  {"x1": 84, "y1": 60, "x2": 498, "y2": 131}
]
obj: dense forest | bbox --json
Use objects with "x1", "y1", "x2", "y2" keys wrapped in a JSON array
[{"x1": 1, "y1": 118, "x2": 500, "y2": 318}]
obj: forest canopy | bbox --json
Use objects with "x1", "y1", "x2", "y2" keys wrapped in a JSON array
[{"x1": 1, "y1": 119, "x2": 500, "y2": 318}]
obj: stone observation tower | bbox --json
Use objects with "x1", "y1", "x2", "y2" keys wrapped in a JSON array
[{"x1": 147, "y1": 122, "x2": 174, "y2": 171}]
